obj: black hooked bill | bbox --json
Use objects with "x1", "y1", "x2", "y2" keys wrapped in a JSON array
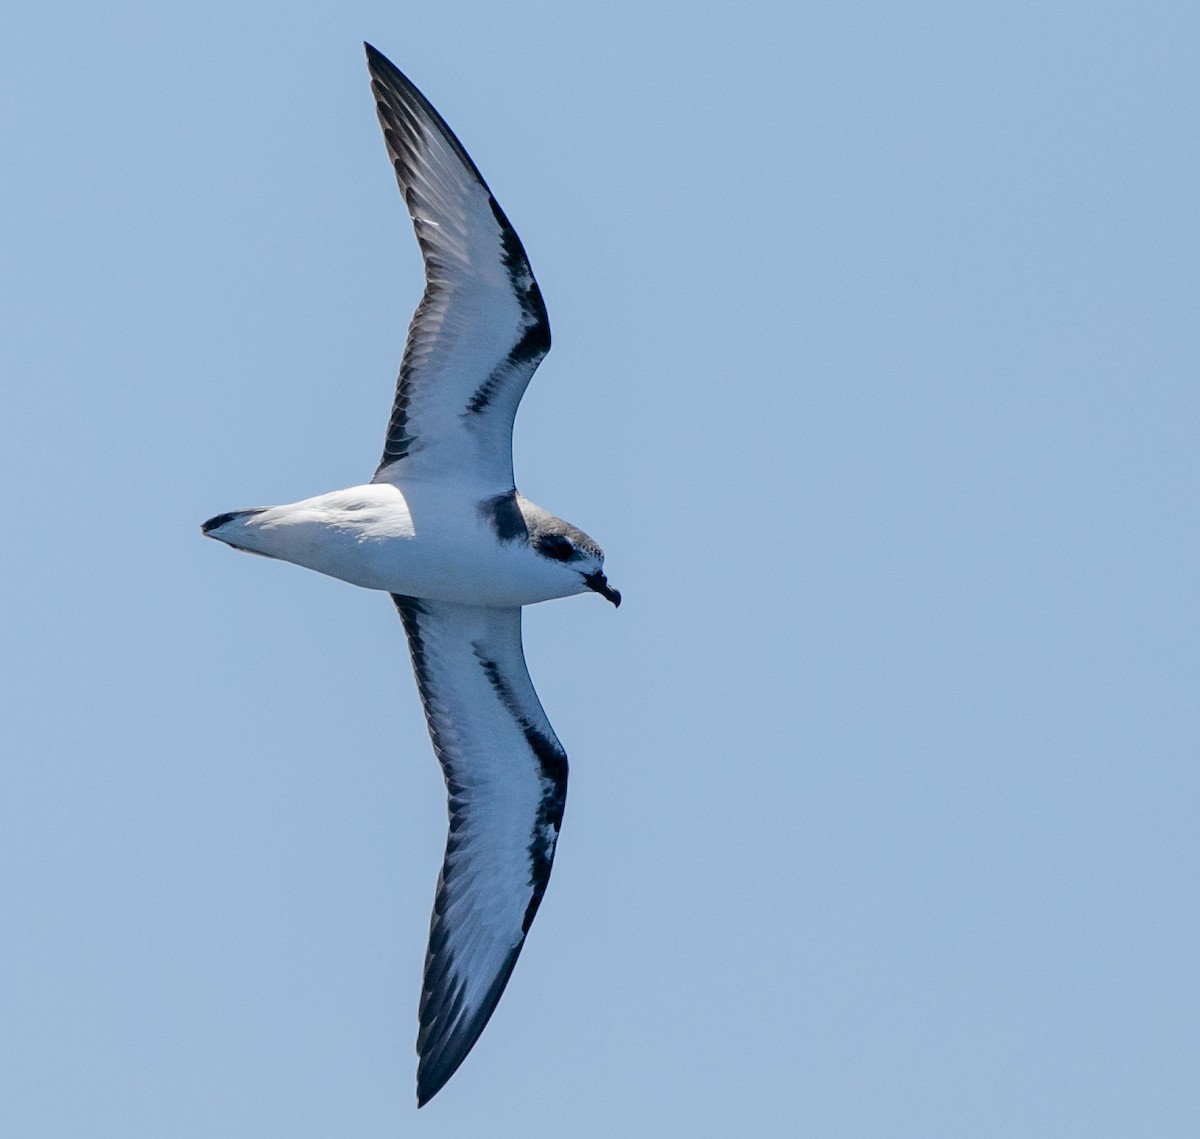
[{"x1": 584, "y1": 571, "x2": 621, "y2": 607}]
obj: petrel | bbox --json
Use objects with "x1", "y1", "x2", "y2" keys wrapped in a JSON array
[{"x1": 202, "y1": 43, "x2": 620, "y2": 1106}]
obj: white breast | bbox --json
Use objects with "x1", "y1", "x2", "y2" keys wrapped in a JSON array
[{"x1": 212, "y1": 481, "x2": 586, "y2": 607}]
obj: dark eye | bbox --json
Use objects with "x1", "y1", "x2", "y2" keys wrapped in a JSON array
[{"x1": 539, "y1": 535, "x2": 575, "y2": 561}]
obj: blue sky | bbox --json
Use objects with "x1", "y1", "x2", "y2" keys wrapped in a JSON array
[{"x1": 2, "y1": 2, "x2": 1197, "y2": 1135}]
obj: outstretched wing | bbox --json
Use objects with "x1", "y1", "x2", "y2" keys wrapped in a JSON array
[
  {"x1": 391, "y1": 596, "x2": 568, "y2": 1105},
  {"x1": 366, "y1": 44, "x2": 551, "y2": 489}
]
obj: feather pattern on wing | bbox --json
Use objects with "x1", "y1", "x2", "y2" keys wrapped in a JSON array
[
  {"x1": 366, "y1": 45, "x2": 551, "y2": 489},
  {"x1": 391, "y1": 595, "x2": 567, "y2": 1105}
]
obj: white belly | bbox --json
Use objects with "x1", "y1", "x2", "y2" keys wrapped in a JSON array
[{"x1": 211, "y1": 482, "x2": 583, "y2": 607}]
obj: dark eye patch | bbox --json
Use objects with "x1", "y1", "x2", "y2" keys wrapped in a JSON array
[{"x1": 537, "y1": 534, "x2": 576, "y2": 561}]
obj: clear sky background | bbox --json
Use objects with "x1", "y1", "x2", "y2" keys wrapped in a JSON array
[{"x1": 2, "y1": 2, "x2": 1197, "y2": 1136}]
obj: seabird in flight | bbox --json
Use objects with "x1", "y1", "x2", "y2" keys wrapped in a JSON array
[{"x1": 202, "y1": 43, "x2": 619, "y2": 1106}]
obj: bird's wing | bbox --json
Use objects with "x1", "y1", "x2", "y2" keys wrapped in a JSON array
[
  {"x1": 366, "y1": 44, "x2": 551, "y2": 489},
  {"x1": 390, "y1": 595, "x2": 568, "y2": 1105}
]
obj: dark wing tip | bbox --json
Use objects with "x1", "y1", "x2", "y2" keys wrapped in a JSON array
[
  {"x1": 361, "y1": 41, "x2": 490, "y2": 192},
  {"x1": 363, "y1": 43, "x2": 398, "y2": 94},
  {"x1": 364, "y1": 41, "x2": 398, "y2": 81},
  {"x1": 363, "y1": 42, "x2": 416, "y2": 105},
  {"x1": 415, "y1": 940, "x2": 524, "y2": 1106}
]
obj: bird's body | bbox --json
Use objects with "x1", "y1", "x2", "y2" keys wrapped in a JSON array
[
  {"x1": 205, "y1": 483, "x2": 599, "y2": 607},
  {"x1": 202, "y1": 43, "x2": 619, "y2": 1106}
]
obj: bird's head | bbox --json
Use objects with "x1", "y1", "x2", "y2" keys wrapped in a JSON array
[{"x1": 530, "y1": 528, "x2": 621, "y2": 607}]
